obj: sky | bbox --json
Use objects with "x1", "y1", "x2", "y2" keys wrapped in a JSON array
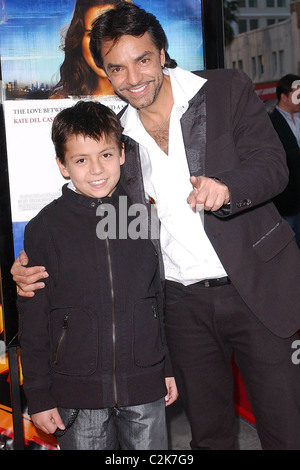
[{"x1": 0, "y1": 0, "x2": 203, "y2": 88}]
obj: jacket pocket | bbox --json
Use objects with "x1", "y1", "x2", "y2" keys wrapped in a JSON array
[
  {"x1": 253, "y1": 218, "x2": 295, "y2": 262},
  {"x1": 133, "y1": 297, "x2": 165, "y2": 368},
  {"x1": 50, "y1": 307, "x2": 98, "y2": 376}
]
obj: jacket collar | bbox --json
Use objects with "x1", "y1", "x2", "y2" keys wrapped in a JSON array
[{"x1": 61, "y1": 182, "x2": 127, "y2": 209}]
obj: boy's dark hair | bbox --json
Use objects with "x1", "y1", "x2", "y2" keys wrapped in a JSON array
[
  {"x1": 89, "y1": 3, "x2": 177, "y2": 70},
  {"x1": 276, "y1": 74, "x2": 300, "y2": 101},
  {"x1": 52, "y1": 101, "x2": 123, "y2": 164}
]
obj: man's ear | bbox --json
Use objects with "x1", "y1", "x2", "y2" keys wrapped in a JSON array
[
  {"x1": 160, "y1": 49, "x2": 166, "y2": 68},
  {"x1": 56, "y1": 157, "x2": 70, "y2": 179},
  {"x1": 280, "y1": 92, "x2": 288, "y2": 105}
]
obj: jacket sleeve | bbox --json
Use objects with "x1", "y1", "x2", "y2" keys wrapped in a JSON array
[
  {"x1": 210, "y1": 70, "x2": 288, "y2": 218},
  {"x1": 17, "y1": 215, "x2": 58, "y2": 415}
]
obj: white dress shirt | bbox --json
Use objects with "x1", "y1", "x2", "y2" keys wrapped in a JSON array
[
  {"x1": 121, "y1": 67, "x2": 227, "y2": 285},
  {"x1": 276, "y1": 106, "x2": 300, "y2": 147}
]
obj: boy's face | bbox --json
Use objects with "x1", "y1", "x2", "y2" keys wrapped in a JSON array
[{"x1": 56, "y1": 134, "x2": 125, "y2": 199}]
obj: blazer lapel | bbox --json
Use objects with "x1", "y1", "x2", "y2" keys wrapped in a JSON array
[
  {"x1": 120, "y1": 137, "x2": 163, "y2": 275},
  {"x1": 272, "y1": 108, "x2": 299, "y2": 149},
  {"x1": 181, "y1": 86, "x2": 207, "y2": 177}
]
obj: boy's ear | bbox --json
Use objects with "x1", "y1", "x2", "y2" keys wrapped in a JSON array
[
  {"x1": 56, "y1": 157, "x2": 70, "y2": 179},
  {"x1": 120, "y1": 144, "x2": 125, "y2": 166}
]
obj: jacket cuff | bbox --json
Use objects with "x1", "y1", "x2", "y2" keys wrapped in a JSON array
[
  {"x1": 164, "y1": 349, "x2": 173, "y2": 377},
  {"x1": 24, "y1": 385, "x2": 57, "y2": 416}
]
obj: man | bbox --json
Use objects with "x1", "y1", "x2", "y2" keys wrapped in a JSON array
[
  {"x1": 269, "y1": 74, "x2": 300, "y2": 246},
  {"x1": 11, "y1": 4, "x2": 300, "y2": 450}
]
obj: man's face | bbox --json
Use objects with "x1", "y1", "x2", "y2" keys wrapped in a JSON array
[
  {"x1": 290, "y1": 85, "x2": 300, "y2": 113},
  {"x1": 282, "y1": 85, "x2": 300, "y2": 114},
  {"x1": 101, "y1": 32, "x2": 166, "y2": 110}
]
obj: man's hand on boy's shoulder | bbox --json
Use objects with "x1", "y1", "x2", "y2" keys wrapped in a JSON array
[{"x1": 11, "y1": 250, "x2": 49, "y2": 297}]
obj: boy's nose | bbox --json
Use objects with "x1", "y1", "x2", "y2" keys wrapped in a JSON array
[{"x1": 90, "y1": 162, "x2": 103, "y2": 174}]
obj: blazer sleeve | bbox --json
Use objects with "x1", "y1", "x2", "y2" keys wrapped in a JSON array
[
  {"x1": 209, "y1": 70, "x2": 288, "y2": 218},
  {"x1": 17, "y1": 215, "x2": 58, "y2": 415}
]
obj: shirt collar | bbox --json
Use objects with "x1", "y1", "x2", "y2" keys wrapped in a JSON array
[
  {"x1": 276, "y1": 105, "x2": 300, "y2": 121},
  {"x1": 167, "y1": 66, "x2": 207, "y2": 110},
  {"x1": 64, "y1": 181, "x2": 125, "y2": 208},
  {"x1": 121, "y1": 67, "x2": 207, "y2": 135}
]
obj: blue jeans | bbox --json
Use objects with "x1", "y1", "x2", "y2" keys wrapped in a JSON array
[{"x1": 56, "y1": 398, "x2": 168, "y2": 450}]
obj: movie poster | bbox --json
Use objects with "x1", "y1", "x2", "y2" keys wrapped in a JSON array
[
  {"x1": 0, "y1": 0, "x2": 204, "y2": 450},
  {"x1": 0, "y1": 0, "x2": 204, "y2": 254},
  {"x1": 0, "y1": 0, "x2": 203, "y2": 100}
]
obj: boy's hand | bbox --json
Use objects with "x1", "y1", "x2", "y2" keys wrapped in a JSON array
[
  {"x1": 31, "y1": 408, "x2": 65, "y2": 435},
  {"x1": 165, "y1": 377, "x2": 178, "y2": 406},
  {"x1": 10, "y1": 250, "x2": 49, "y2": 297},
  {"x1": 187, "y1": 176, "x2": 230, "y2": 212}
]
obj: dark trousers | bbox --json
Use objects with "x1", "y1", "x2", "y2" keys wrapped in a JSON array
[{"x1": 165, "y1": 280, "x2": 300, "y2": 450}]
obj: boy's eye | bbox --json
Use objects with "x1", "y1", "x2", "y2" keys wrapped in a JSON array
[
  {"x1": 76, "y1": 158, "x2": 86, "y2": 164},
  {"x1": 102, "y1": 153, "x2": 112, "y2": 159}
]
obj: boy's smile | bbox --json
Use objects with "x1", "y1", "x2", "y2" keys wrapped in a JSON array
[{"x1": 56, "y1": 134, "x2": 125, "y2": 199}]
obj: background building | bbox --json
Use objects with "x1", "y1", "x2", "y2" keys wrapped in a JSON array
[
  {"x1": 231, "y1": 0, "x2": 291, "y2": 35},
  {"x1": 225, "y1": 0, "x2": 300, "y2": 103}
]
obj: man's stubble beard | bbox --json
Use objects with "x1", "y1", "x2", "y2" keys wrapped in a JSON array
[{"x1": 112, "y1": 73, "x2": 164, "y2": 111}]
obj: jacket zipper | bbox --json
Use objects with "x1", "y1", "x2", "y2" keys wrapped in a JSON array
[
  {"x1": 152, "y1": 304, "x2": 162, "y2": 339},
  {"x1": 105, "y1": 234, "x2": 118, "y2": 407},
  {"x1": 54, "y1": 314, "x2": 68, "y2": 365}
]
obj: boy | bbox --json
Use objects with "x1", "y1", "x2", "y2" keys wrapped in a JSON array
[{"x1": 17, "y1": 101, "x2": 177, "y2": 450}]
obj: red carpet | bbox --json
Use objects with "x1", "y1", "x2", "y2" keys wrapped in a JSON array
[{"x1": 232, "y1": 359, "x2": 255, "y2": 425}]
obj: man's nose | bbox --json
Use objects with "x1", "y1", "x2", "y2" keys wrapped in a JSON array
[{"x1": 126, "y1": 65, "x2": 143, "y2": 86}]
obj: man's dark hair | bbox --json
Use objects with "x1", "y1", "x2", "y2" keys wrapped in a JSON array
[
  {"x1": 276, "y1": 74, "x2": 300, "y2": 101},
  {"x1": 52, "y1": 101, "x2": 123, "y2": 164},
  {"x1": 89, "y1": 3, "x2": 177, "y2": 70}
]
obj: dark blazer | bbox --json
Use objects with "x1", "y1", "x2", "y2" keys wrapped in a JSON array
[
  {"x1": 120, "y1": 68, "x2": 300, "y2": 338},
  {"x1": 269, "y1": 107, "x2": 300, "y2": 216}
]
